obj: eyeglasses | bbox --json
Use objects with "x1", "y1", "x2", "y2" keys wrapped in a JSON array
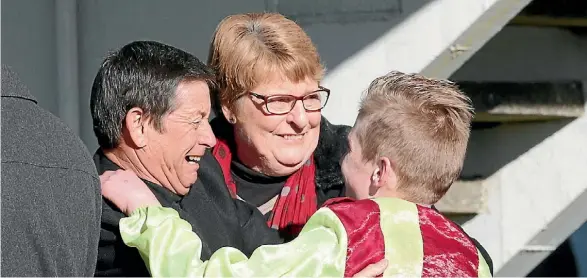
[{"x1": 248, "y1": 86, "x2": 331, "y2": 115}]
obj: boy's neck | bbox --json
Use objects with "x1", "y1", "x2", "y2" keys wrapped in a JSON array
[{"x1": 373, "y1": 191, "x2": 434, "y2": 208}]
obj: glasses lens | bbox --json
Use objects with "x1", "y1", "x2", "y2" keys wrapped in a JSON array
[
  {"x1": 266, "y1": 95, "x2": 296, "y2": 114},
  {"x1": 303, "y1": 90, "x2": 329, "y2": 111}
]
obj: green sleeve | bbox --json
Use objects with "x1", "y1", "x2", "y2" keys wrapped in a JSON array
[{"x1": 120, "y1": 206, "x2": 348, "y2": 277}]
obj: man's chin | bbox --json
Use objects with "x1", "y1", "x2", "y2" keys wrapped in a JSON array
[
  {"x1": 176, "y1": 178, "x2": 197, "y2": 195},
  {"x1": 174, "y1": 186, "x2": 191, "y2": 196}
]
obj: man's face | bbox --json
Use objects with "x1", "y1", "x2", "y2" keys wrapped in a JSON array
[
  {"x1": 138, "y1": 80, "x2": 216, "y2": 195},
  {"x1": 340, "y1": 130, "x2": 376, "y2": 199}
]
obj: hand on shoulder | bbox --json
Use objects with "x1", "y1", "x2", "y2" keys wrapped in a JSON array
[{"x1": 100, "y1": 170, "x2": 160, "y2": 215}]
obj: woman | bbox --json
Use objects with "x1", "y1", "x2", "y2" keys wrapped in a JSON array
[{"x1": 207, "y1": 13, "x2": 350, "y2": 238}]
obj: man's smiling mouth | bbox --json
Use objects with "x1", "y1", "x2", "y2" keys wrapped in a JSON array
[{"x1": 185, "y1": 155, "x2": 201, "y2": 164}]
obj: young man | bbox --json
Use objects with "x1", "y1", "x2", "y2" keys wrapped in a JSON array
[{"x1": 102, "y1": 71, "x2": 491, "y2": 277}]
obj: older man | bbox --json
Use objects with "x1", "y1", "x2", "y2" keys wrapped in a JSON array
[{"x1": 92, "y1": 41, "x2": 282, "y2": 276}]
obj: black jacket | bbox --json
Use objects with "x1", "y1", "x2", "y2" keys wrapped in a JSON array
[
  {"x1": 95, "y1": 149, "x2": 283, "y2": 277},
  {"x1": 210, "y1": 115, "x2": 352, "y2": 207},
  {"x1": 314, "y1": 117, "x2": 352, "y2": 204},
  {"x1": 1, "y1": 65, "x2": 102, "y2": 277}
]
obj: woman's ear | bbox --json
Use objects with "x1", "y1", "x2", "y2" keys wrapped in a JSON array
[
  {"x1": 222, "y1": 105, "x2": 237, "y2": 124},
  {"x1": 123, "y1": 108, "x2": 147, "y2": 148}
]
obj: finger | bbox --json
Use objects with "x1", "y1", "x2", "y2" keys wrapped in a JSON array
[
  {"x1": 352, "y1": 259, "x2": 388, "y2": 277},
  {"x1": 99, "y1": 174, "x2": 110, "y2": 185},
  {"x1": 116, "y1": 169, "x2": 137, "y2": 180},
  {"x1": 117, "y1": 169, "x2": 131, "y2": 176},
  {"x1": 100, "y1": 170, "x2": 116, "y2": 180}
]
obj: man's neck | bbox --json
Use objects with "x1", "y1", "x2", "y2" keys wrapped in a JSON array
[{"x1": 102, "y1": 147, "x2": 164, "y2": 189}]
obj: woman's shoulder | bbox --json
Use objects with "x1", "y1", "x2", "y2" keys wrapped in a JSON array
[
  {"x1": 314, "y1": 116, "x2": 351, "y2": 191},
  {"x1": 319, "y1": 116, "x2": 352, "y2": 142}
]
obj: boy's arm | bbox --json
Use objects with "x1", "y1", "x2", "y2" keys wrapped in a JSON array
[{"x1": 119, "y1": 205, "x2": 348, "y2": 277}]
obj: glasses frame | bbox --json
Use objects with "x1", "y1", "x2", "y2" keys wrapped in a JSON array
[{"x1": 248, "y1": 86, "x2": 331, "y2": 115}]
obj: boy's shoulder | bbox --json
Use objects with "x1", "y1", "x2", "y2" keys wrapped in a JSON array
[
  {"x1": 321, "y1": 197, "x2": 385, "y2": 212},
  {"x1": 322, "y1": 197, "x2": 422, "y2": 212},
  {"x1": 322, "y1": 197, "x2": 493, "y2": 276}
]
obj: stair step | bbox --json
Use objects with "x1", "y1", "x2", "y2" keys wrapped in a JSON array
[
  {"x1": 458, "y1": 81, "x2": 585, "y2": 123},
  {"x1": 436, "y1": 179, "x2": 486, "y2": 214}
]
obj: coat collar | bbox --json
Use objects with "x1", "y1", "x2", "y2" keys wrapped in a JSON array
[{"x1": 1, "y1": 64, "x2": 37, "y2": 103}]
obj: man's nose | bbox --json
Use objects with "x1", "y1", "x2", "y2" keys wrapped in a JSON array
[{"x1": 200, "y1": 121, "x2": 217, "y2": 148}]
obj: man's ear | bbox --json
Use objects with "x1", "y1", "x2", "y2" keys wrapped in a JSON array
[
  {"x1": 123, "y1": 108, "x2": 147, "y2": 148},
  {"x1": 221, "y1": 105, "x2": 237, "y2": 124}
]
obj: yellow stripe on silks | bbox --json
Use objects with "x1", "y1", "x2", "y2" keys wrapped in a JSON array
[
  {"x1": 372, "y1": 198, "x2": 424, "y2": 277},
  {"x1": 478, "y1": 249, "x2": 492, "y2": 277}
]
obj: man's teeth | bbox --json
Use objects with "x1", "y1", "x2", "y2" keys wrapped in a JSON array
[{"x1": 186, "y1": 156, "x2": 201, "y2": 164}]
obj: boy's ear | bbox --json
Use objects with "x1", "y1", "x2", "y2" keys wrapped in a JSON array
[{"x1": 376, "y1": 156, "x2": 396, "y2": 189}]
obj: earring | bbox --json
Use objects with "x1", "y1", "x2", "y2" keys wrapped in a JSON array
[{"x1": 229, "y1": 117, "x2": 236, "y2": 124}]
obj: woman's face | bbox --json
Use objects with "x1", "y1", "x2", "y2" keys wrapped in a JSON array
[{"x1": 225, "y1": 76, "x2": 322, "y2": 177}]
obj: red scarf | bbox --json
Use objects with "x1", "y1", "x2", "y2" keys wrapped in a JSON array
[{"x1": 212, "y1": 138, "x2": 318, "y2": 236}]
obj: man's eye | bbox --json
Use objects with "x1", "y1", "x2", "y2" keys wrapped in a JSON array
[{"x1": 191, "y1": 120, "x2": 202, "y2": 128}]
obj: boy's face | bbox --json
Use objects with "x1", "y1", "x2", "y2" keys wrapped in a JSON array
[{"x1": 341, "y1": 130, "x2": 377, "y2": 199}]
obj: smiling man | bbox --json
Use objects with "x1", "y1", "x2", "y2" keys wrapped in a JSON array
[{"x1": 91, "y1": 41, "x2": 283, "y2": 276}]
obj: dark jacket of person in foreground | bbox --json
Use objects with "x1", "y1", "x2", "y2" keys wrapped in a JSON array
[{"x1": 1, "y1": 64, "x2": 102, "y2": 276}]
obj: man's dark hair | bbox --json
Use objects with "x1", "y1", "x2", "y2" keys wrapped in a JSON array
[{"x1": 91, "y1": 40, "x2": 215, "y2": 149}]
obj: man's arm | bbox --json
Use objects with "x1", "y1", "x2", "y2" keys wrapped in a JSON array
[{"x1": 120, "y1": 206, "x2": 347, "y2": 277}]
